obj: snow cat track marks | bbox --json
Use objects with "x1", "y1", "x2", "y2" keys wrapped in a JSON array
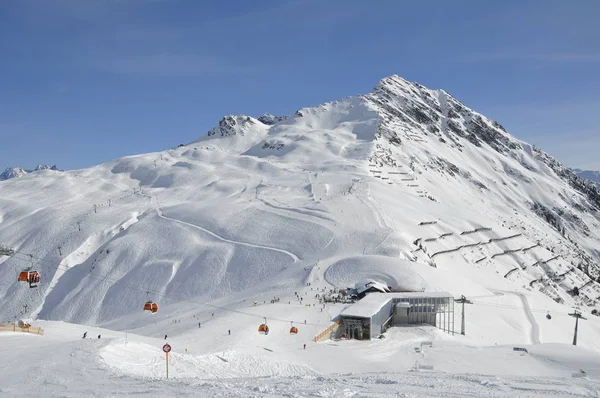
[
  {"x1": 364, "y1": 228, "x2": 396, "y2": 256},
  {"x1": 355, "y1": 180, "x2": 392, "y2": 231},
  {"x1": 255, "y1": 197, "x2": 335, "y2": 223},
  {"x1": 153, "y1": 201, "x2": 300, "y2": 262},
  {"x1": 505, "y1": 291, "x2": 540, "y2": 344},
  {"x1": 33, "y1": 213, "x2": 141, "y2": 318}
]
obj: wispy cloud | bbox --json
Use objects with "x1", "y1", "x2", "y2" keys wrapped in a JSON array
[
  {"x1": 96, "y1": 53, "x2": 255, "y2": 78},
  {"x1": 3, "y1": 0, "x2": 167, "y2": 28},
  {"x1": 454, "y1": 52, "x2": 600, "y2": 64}
]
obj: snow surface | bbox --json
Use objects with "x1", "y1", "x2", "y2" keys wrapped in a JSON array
[
  {"x1": 2, "y1": 74, "x2": 600, "y2": 395},
  {"x1": 1, "y1": 321, "x2": 599, "y2": 397}
]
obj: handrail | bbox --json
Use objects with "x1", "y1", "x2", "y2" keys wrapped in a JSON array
[{"x1": 313, "y1": 320, "x2": 341, "y2": 343}]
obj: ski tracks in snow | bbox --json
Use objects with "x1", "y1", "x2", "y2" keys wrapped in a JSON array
[
  {"x1": 511, "y1": 291, "x2": 540, "y2": 345},
  {"x1": 152, "y1": 196, "x2": 300, "y2": 263},
  {"x1": 488, "y1": 290, "x2": 540, "y2": 345}
]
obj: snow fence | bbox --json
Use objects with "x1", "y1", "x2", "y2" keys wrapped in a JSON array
[{"x1": 0, "y1": 323, "x2": 44, "y2": 335}]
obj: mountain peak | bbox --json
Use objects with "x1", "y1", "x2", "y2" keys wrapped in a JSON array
[
  {"x1": 374, "y1": 74, "x2": 415, "y2": 90},
  {"x1": 257, "y1": 113, "x2": 288, "y2": 126},
  {"x1": 0, "y1": 164, "x2": 60, "y2": 181},
  {"x1": 0, "y1": 167, "x2": 28, "y2": 180}
]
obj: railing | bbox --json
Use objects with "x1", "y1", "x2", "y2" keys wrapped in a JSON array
[
  {"x1": 0, "y1": 323, "x2": 44, "y2": 335},
  {"x1": 313, "y1": 320, "x2": 341, "y2": 343}
]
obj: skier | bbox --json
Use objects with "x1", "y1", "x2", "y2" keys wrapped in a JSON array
[
  {"x1": 198, "y1": 322, "x2": 201, "y2": 328},
  {"x1": 98, "y1": 335, "x2": 101, "y2": 339},
  {"x1": 82, "y1": 332, "x2": 87, "y2": 339},
  {"x1": 303, "y1": 344, "x2": 306, "y2": 350},
  {"x1": 164, "y1": 334, "x2": 168, "y2": 340},
  {"x1": 228, "y1": 329, "x2": 231, "y2": 336}
]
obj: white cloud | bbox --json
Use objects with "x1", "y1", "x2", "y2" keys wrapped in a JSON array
[{"x1": 453, "y1": 52, "x2": 600, "y2": 64}]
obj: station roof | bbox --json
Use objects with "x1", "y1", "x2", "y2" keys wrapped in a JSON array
[
  {"x1": 355, "y1": 280, "x2": 390, "y2": 295},
  {"x1": 339, "y1": 291, "x2": 452, "y2": 319}
]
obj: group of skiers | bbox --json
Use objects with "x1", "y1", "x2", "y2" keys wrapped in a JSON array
[
  {"x1": 78, "y1": 287, "x2": 325, "y2": 351},
  {"x1": 82, "y1": 332, "x2": 101, "y2": 339}
]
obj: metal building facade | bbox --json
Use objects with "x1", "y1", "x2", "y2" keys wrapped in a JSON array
[
  {"x1": 340, "y1": 292, "x2": 455, "y2": 340},
  {"x1": 369, "y1": 298, "x2": 394, "y2": 338},
  {"x1": 390, "y1": 294, "x2": 454, "y2": 334}
]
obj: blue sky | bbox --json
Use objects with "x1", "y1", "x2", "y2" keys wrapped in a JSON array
[{"x1": 1, "y1": 0, "x2": 599, "y2": 171}]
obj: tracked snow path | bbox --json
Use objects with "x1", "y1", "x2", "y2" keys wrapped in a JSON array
[
  {"x1": 513, "y1": 291, "x2": 541, "y2": 345},
  {"x1": 152, "y1": 196, "x2": 300, "y2": 262},
  {"x1": 498, "y1": 290, "x2": 540, "y2": 345},
  {"x1": 32, "y1": 213, "x2": 141, "y2": 318}
]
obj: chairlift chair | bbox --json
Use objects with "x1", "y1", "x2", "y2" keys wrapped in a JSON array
[
  {"x1": 258, "y1": 318, "x2": 269, "y2": 335},
  {"x1": 143, "y1": 301, "x2": 159, "y2": 314},
  {"x1": 18, "y1": 270, "x2": 40, "y2": 288}
]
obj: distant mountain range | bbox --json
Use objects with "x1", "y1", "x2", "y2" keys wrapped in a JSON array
[
  {"x1": 574, "y1": 169, "x2": 600, "y2": 186},
  {"x1": 0, "y1": 164, "x2": 60, "y2": 181}
]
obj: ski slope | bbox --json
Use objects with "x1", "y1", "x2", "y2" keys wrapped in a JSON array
[
  {"x1": 2, "y1": 74, "x2": 600, "y2": 395},
  {"x1": 2, "y1": 317, "x2": 600, "y2": 397}
]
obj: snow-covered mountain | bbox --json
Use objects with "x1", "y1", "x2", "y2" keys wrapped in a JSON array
[
  {"x1": 0, "y1": 164, "x2": 59, "y2": 181},
  {"x1": 0, "y1": 167, "x2": 28, "y2": 180},
  {"x1": 1, "y1": 75, "x2": 600, "y2": 354}
]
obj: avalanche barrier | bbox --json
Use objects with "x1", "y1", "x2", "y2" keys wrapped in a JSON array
[{"x1": 460, "y1": 227, "x2": 492, "y2": 236}]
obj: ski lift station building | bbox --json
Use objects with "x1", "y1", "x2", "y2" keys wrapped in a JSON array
[{"x1": 339, "y1": 292, "x2": 455, "y2": 340}]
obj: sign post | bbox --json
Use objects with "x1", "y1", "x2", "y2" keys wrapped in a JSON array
[{"x1": 162, "y1": 343, "x2": 172, "y2": 379}]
